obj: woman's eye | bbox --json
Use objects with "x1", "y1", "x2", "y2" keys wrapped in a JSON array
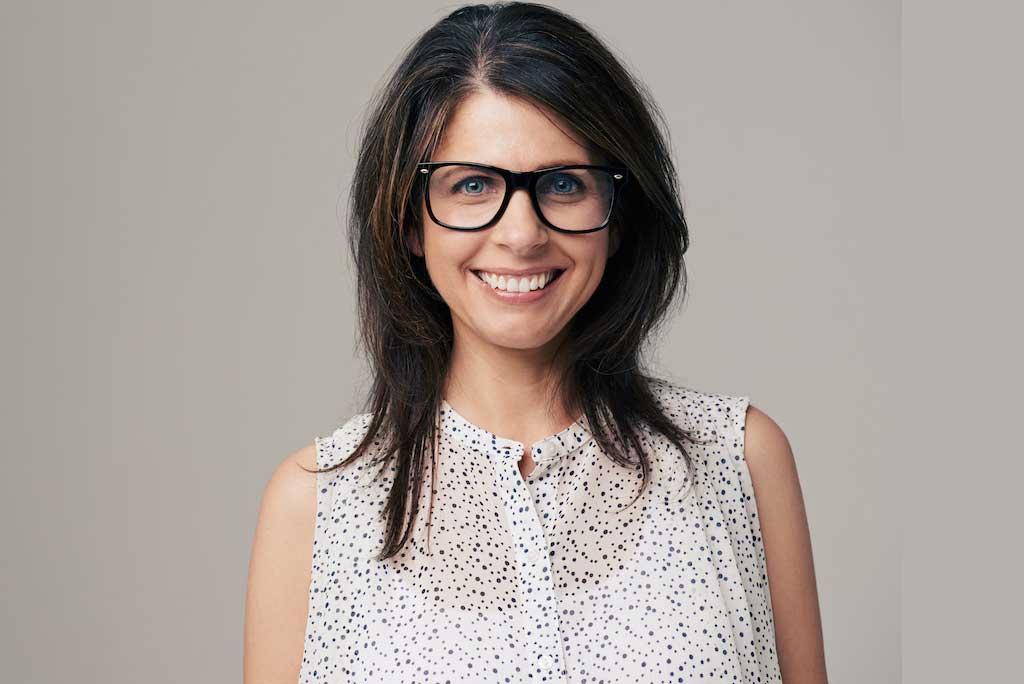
[
  {"x1": 454, "y1": 177, "x2": 491, "y2": 194},
  {"x1": 542, "y1": 174, "x2": 583, "y2": 194}
]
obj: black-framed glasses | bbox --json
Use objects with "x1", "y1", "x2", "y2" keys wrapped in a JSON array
[{"x1": 416, "y1": 161, "x2": 629, "y2": 234}]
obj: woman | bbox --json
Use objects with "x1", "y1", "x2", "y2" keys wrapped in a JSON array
[{"x1": 244, "y1": 3, "x2": 828, "y2": 683}]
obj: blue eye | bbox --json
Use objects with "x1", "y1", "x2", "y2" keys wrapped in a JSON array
[
  {"x1": 453, "y1": 177, "x2": 492, "y2": 195},
  {"x1": 540, "y1": 173, "x2": 583, "y2": 195}
]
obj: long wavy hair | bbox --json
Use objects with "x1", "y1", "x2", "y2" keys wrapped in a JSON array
[{"x1": 308, "y1": 1, "x2": 705, "y2": 562}]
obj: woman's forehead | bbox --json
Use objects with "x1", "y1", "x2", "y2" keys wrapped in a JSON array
[{"x1": 432, "y1": 89, "x2": 594, "y2": 167}]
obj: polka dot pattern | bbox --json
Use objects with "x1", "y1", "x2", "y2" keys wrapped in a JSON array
[{"x1": 299, "y1": 378, "x2": 782, "y2": 682}]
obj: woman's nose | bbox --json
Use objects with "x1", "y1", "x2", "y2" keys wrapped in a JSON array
[{"x1": 489, "y1": 187, "x2": 549, "y2": 250}]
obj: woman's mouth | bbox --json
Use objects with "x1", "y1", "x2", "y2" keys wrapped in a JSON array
[{"x1": 469, "y1": 268, "x2": 566, "y2": 302}]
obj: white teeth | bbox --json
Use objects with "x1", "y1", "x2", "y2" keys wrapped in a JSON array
[{"x1": 475, "y1": 269, "x2": 560, "y2": 292}]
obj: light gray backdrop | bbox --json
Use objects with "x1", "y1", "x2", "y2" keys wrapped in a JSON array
[{"x1": 2, "y1": 1, "x2": 899, "y2": 682}]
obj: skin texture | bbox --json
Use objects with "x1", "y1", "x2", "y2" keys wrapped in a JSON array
[{"x1": 242, "y1": 87, "x2": 829, "y2": 683}]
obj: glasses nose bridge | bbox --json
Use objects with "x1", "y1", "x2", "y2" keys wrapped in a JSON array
[
  {"x1": 490, "y1": 169, "x2": 547, "y2": 239},
  {"x1": 498, "y1": 169, "x2": 543, "y2": 224},
  {"x1": 506, "y1": 169, "x2": 536, "y2": 196}
]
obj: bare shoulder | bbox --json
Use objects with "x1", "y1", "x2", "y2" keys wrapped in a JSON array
[
  {"x1": 288, "y1": 440, "x2": 319, "y2": 471},
  {"x1": 254, "y1": 442, "x2": 320, "y2": 534},
  {"x1": 741, "y1": 402, "x2": 804, "y2": 539},
  {"x1": 742, "y1": 403, "x2": 830, "y2": 683},
  {"x1": 243, "y1": 441, "x2": 320, "y2": 684},
  {"x1": 742, "y1": 404, "x2": 797, "y2": 478}
]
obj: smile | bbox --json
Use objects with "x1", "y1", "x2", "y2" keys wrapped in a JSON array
[{"x1": 469, "y1": 268, "x2": 566, "y2": 302}]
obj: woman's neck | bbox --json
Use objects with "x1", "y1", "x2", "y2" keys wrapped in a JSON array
[{"x1": 443, "y1": 334, "x2": 576, "y2": 448}]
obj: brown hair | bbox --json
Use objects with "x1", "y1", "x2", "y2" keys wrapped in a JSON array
[{"x1": 310, "y1": 2, "x2": 704, "y2": 561}]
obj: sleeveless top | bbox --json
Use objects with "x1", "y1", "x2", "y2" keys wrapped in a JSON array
[{"x1": 299, "y1": 379, "x2": 782, "y2": 683}]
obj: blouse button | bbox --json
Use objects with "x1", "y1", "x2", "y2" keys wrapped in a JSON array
[{"x1": 538, "y1": 653, "x2": 553, "y2": 669}]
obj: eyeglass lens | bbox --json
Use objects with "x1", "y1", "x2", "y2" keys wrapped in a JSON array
[{"x1": 427, "y1": 165, "x2": 615, "y2": 231}]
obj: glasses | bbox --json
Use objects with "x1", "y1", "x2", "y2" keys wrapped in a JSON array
[{"x1": 416, "y1": 161, "x2": 629, "y2": 234}]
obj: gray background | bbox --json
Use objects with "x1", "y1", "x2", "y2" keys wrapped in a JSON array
[{"x1": 2, "y1": 1, "x2": 904, "y2": 682}]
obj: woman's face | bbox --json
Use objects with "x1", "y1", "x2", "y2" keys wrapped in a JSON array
[{"x1": 408, "y1": 89, "x2": 618, "y2": 355}]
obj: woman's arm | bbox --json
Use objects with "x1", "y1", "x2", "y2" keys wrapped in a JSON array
[
  {"x1": 744, "y1": 404, "x2": 830, "y2": 684},
  {"x1": 243, "y1": 443, "x2": 319, "y2": 684}
]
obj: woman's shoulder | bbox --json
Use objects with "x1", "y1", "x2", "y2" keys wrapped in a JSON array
[
  {"x1": 646, "y1": 375, "x2": 751, "y2": 441},
  {"x1": 246, "y1": 414, "x2": 374, "y2": 679},
  {"x1": 648, "y1": 377, "x2": 791, "y2": 472},
  {"x1": 649, "y1": 377, "x2": 798, "y2": 507},
  {"x1": 313, "y1": 410, "x2": 379, "y2": 470}
]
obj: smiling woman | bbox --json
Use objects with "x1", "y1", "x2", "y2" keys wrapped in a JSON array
[
  {"x1": 406, "y1": 90, "x2": 619, "y2": 355},
  {"x1": 243, "y1": 2, "x2": 828, "y2": 683}
]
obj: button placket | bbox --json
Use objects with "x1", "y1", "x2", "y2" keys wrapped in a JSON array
[
  {"x1": 492, "y1": 446, "x2": 549, "y2": 569},
  {"x1": 497, "y1": 454, "x2": 566, "y2": 681}
]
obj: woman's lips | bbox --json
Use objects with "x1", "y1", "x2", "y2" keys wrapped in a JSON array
[{"x1": 469, "y1": 268, "x2": 565, "y2": 303}]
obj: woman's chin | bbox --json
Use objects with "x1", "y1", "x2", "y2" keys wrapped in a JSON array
[{"x1": 473, "y1": 324, "x2": 561, "y2": 351}]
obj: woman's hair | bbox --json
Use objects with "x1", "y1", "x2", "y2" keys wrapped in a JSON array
[{"x1": 311, "y1": 1, "x2": 703, "y2": 561}]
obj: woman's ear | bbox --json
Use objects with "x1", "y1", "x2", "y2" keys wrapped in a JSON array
[
  {"x1": 405, "y1": 225, "x2": 424, "y2": 257},
  {"x1": 608, "y1": 224, "x2": 621, "y2": 258}
]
